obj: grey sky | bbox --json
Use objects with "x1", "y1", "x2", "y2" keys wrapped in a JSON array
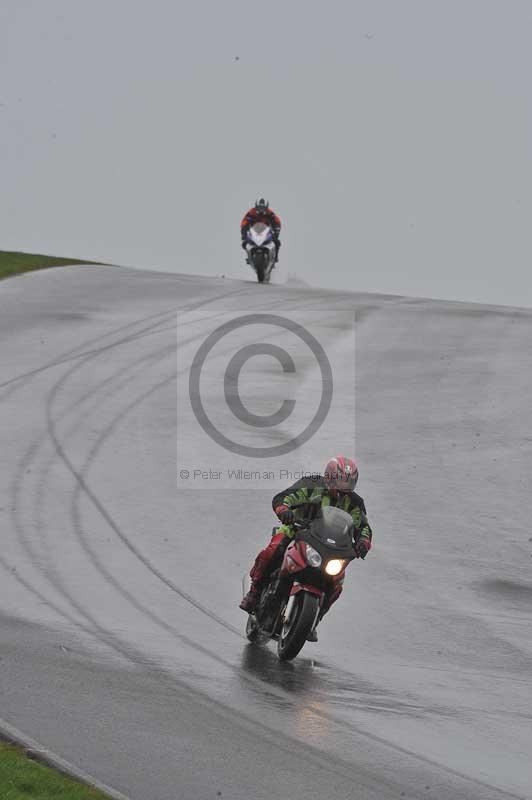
[{"x1": 2, "y1": 0, "x2": 531, "y2": 306}]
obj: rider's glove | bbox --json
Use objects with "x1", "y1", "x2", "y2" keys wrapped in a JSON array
[
  {"x1": 241, "y1": 239, "x2": 248, "y2": 249},
  {"x1": 354, "y1": 537, "x2": 371, "y2": 559},
  {"x1": 275, "y1": 504, "x2": 295, "y2": 526},
  {"x1": 306, "y1": 496, "x2": 322, "y2": 521}
]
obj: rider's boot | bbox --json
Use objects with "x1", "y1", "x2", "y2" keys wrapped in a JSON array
[
  {"x1": 239, "y1": 581, "x2": 262, "y2": 613},
  {"x1": 240, "y1": 531, "x2": 288, "y2": 613}
]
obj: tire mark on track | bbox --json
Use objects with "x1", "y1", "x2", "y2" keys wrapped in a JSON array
[
  {"x1": 5, "y1": 283, "x2": 259, "y2": 662},
  {"x1": 43, "y1": 333, "x2": 242, "y2": 637},
  {"x1": 0, "y1": 281, "x2": 252, "y2": 396},
  {"x1": 18, "y1": 281, "x2": 285, "y2": 640},
  {"x1": 0, "y1": 310, "x2": 174, "y2": 397},
  {"x1": 1, "y1": 285, "x2": 253, "y2": 644},
  {"x1": 5, "y1": 319, "x2": 179, "y2": 636},
  {"x1": 15, "y1": 340, "x2": 177, "y2": 615}
]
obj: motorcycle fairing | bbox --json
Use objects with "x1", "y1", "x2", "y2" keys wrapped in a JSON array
[
  {"x1": 282, "y1": 540, "x2": 310, "y2": 574},
  {"x1": 290, "y1": 581, "x2": 323, "y2": 598},
  {"x1": 247, "y1": 222, "x2": 273, "y2": 246}
]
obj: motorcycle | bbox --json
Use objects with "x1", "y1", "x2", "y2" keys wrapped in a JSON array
[
  {"x1": 243, "y1": 504, "x2": 358, "y2": 661},
  {"x1": 244, "y1": 222, "x2": 276, "y2": 283}
]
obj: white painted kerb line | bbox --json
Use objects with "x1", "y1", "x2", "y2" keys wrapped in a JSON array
[{"x1": 0, "y1": 716, "x2": 131, "y2": 800}]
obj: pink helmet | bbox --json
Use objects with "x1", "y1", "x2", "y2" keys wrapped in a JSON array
[{"x1": 324, "y1": 456, "x2": 359, "y2": 495}]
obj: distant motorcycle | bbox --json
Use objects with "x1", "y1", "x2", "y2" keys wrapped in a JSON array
[
  {"x1": 243, "y1": 505, "x2": 358, "y2": 661},
  {"x1": 244, "y1": 222, "x2": 276, "y2": 283}
]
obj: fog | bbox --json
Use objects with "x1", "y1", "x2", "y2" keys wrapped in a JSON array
[{"x1": 2, "y1": 0, "x2": 531, "y2": 305}]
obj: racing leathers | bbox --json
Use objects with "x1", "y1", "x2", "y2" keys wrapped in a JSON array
[
  {"x1": 240, "y1": 207, "x2": 282, "y2": 261},
  {"x1": 240, "y1": 475, "x2": 373, "y2": 614}
]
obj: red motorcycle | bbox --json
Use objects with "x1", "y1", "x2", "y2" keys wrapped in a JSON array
[{"x1": 243, "y1": 505, "x2": 358, "y2": 661}]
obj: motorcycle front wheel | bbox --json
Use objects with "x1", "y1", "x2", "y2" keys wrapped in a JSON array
[
  {"x1": 252, "y1": 252, "x2": 266, "y2": 283},
  {"x1": 277, "y1": 592, "x2": 320, "y2": 661}
]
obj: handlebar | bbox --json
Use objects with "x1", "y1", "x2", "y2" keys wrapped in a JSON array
[
  {"x1": 283, "y1": 497, "x2": 323, "y2": 528},
  {"x1": 283, "y1": 498, "x2": 359, "y2": 543},
  {"x1": 287, "y1": 497, "x2": 322, "y2": 511}
]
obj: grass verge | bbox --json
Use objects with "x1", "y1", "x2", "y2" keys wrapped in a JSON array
[
  {"x1": 0, "y1": 251, "x2": 104, "y2": 281},
  {"x1": 0, "y1": 740, "x2": 111, "y2": 799}
]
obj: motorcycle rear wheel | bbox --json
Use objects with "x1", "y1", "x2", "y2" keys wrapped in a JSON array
[{"x1": 277, "y1": 592, "x2": 320, "y2": 661}]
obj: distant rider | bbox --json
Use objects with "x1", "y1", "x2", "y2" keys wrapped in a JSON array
[
  {"x1": 241, "y1": 199, "x2": 282, "y2": 262},
  {"x1": 239, "y1": 456, "x2": 373, "y2": 641}
]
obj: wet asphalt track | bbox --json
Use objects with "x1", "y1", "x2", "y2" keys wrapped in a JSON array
[{"x1": 1, "y1": 265, "x2": 531, "y2": 799}]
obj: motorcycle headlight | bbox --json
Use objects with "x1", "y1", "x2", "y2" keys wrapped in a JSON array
[
  {"x1": 325, "y1": 559, "x2": 345, "y2": 576},
  {"x1": 305, "y1": 545, "x2": 322, "y2": 567}
]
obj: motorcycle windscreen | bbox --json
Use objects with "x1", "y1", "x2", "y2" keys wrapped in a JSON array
[
  {"x1": 310, "y1": 506, "x2": 354, "y2": 548},
  {"x1": 248, "y1": 222, "x2": 272, "y2": 246}
]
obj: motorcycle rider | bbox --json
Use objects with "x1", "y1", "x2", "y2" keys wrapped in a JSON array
[
  {"x1": 239, "y1": 456, "x2": 373, "y2": 641},
  {"x1": 241, "y1": 199, "x2": 282, "y2": 262}
]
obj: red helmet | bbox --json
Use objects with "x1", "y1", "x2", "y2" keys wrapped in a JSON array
[{"x1": 324, "y1": 456, "x2": 359, "y2": 495}]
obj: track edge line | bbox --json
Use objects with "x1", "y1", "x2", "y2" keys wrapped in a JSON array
[{"x1": 0, "y1": 716, "x2": 131, "y2": 800}]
